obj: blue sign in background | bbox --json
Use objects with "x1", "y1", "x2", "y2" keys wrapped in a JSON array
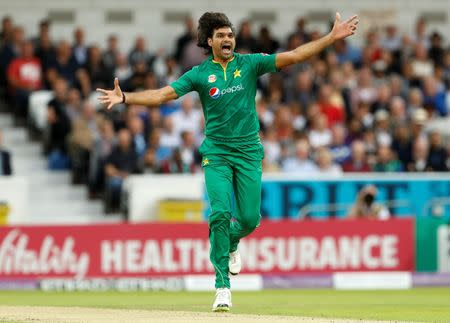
[{"x1": 204, "y1": 175, "x2": 450, "y2": 220}]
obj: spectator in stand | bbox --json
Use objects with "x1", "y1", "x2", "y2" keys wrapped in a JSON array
[
  {"x1": 114, "y1": 52, "x2": 132, "y2": 81},
  {"x1": 408, "y1": 136, "x2": 429, "y2": 172},
  {"x1": 45, "y1": 78, "x2": 72, "y2": 169},
  {"x1": 389, "y1": 96, "x2": 408, "y2": 129},
  {"x1": 273, "y1": 105, "x2": 294, "y2": 142},
  {"x1": 342, "y1": 140, "x2": 371, "y2": 172},
  {"x1": 128, "y1": 36, "x2": 154, "y2": 70},
  {"x1": 261, "y1": 128, "x2": 281, "y2": 172},
  {"x1": 352, "y1": 67, "x2": 377, "y2": 109},
  {"x1": 155, "y1": 55, "x2": 181, "y2": 86},
  {"x1": 72, "y1": 27, "x2": 88, "y2": 67},
  {"x1": 391, "y1": 124, "x2": 413, "y2": 169},
  {"x1": 32, "y1": 20, "x2": 55, "y2": 72},
  {"x1": 308, "y1": 113, "x2": 332, "y2": 149},
  {"x1": 102, "y1": 34, "x2": 119, "y2": 77},
  {"x1": 374, "y1": 109, "x2": 392, "y2": 147},
  {"x1": 410, "y1": 43, "x2": 434, "y2": 81},
  {"x1": 333, "y1": 39, "x2": 361, "y2": 66},
  {"x1": 429, "y1": 31, "x2": 445, "y2": 67},
  {"x1": 0, "y1": 129, "x2": 12, "y2": 175},
  {"x1": 128, "y1": 115, "x2": 147, "y2": 159},
  {"x1": 159, "y1": 115, "x2": 181, "y2": 149},
  {"x1": 427, "y1": 130, "x2": 447, "y2": 171},
  {"x1": 412, "y1": 17, "x2": 429, "y2": 49},
  {"x1": 348, "y1": 185, "x2": 390, "y2": 220},
  {"x1": 171, "y1": 94, "x2": 203, "y2": 138},
  {"x1": 355, "y1": 101, "x2": 374, "y2": 129},
  {"x1": 174, "y1": 16, "x2": 196, "y2": 62},
  {"x1": 410, "y1": 108, "x2": 428, "y2": 141},
  {"x1": 422, "y1": 76, "x2": 447, "y2": 116},
  {"x1": 329, "y1": 123, "x2": 351, "y2": 164},
  {"x1": 407, "y1": 87, "x2": 424, "y2": 113},
  {"x1": 104, "y1": 128, "x2": 141, "y2": 212},
  {"x1": 88, "y1": 119, "x2": 116, "y2": 198},
  {"x1": 160, "y1": 131, "x2": 199, "y2": 174},
  {"x1": 282, "y1": 139, "x2": 318, "y2": 174},
  {"x1": 0, "y1": 16, "x2": 13, "y2": 46},
  {"x1": 373, "y1": 144, "x2": 402, "y2": 172},
  {"x1": 317, "y1": 83, "x2": 345, "y2": 127},
  {"x1": 256, "y1": 25, "x2": 279, "y2": 54},
  {"x1": 288, "y1": 17, "x2": 310, "y2": 44},
  {"x1": 68, "y1": 101, "x2": 101, "y2": 183},
  {"x1": 7, "y1": 40, "x2": 42, "y2": 120},
  {"x1": 371, "y1": 82, "x2": 391, "y2": 113},
  {"x1": 236, "y1": 20, "x2": 257, "y2": 53},
  {"x1": 46, "y1": 40, "x2": 90, "y2": 96},
  {"x1": 315, "y1": 146, "x2": 342, "y2": 175},
  {"x1": 381, "y1": 25, "x2": 402, "y2": 53},
  {"x1": 65, "y1": 88, "x2": 83, "y2": 122},
  {"x1": 286, "y1": 68, "x2": 315, "y2": 108},
  {"x1": 34, "y1": 28, "x2": 55, "y2": 77},
  {"x1": 122, "y1": 60, "x2": 149, "y2": 92},
  {"x1": 85, "y1": 45, "x2": 110, "y2": 90},
  {"x1": 0, "y1": 26, "x2": 24, "y2": 95}
]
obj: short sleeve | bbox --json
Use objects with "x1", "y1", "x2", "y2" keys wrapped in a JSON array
[
  {"x1": 170, "y1": 67, "x2": 197, "y2": 97},
  {"x1": 249, "y1": 53, "x2": 277, "y2": 77}
]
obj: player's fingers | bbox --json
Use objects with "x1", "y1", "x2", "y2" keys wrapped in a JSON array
[
  {"x1": 114, "y1": 77, "x2": 119, "y2": 89},
  {"x1": 345, "y1": 15, "x2": 358, "y2": 24},
  {"x1": 335, "y1": 12, "x2": 341, "y2": 22},
  {"x1": 107, "y1": 103, "x2": 113, "y2": 110},
  {"x1": 96, "y1": 88, "x2": 109, "y2": 94}
]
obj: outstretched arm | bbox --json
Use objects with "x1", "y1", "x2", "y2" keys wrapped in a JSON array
[
  {"x1": 97, "y1": 78, "x2": 178, "y2": 110},
  {"x1": 275, "y1": 12, "x2": 358, "y2": 69}
]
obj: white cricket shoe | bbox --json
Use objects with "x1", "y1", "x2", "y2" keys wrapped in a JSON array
[
  {"x1": 229, "y1": 250, "x2": 241, "y2": 275},
  {"x1": 212, "y1": 288, "x2": 232, "y2": 312}
]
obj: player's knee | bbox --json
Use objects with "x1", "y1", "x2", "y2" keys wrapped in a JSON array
[
  {"x1": 209, "y1": 210, "x2": 231, "y2": 228},
  {"x1": 241, "y1": 213, "x2": 260, "y2": 232}
]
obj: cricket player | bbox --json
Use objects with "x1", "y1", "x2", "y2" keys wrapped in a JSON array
[{"x1": 97, "y1": 11, "x2": 358, "y2": 312}]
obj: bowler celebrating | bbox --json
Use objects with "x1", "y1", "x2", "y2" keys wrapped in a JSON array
[{"x1": 97, "y1": 11, "x2": 358, "y2": 312}]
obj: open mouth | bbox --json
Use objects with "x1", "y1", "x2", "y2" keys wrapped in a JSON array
[{"x1": 221, "y1": 44, "x2": 232, "y2": 54}]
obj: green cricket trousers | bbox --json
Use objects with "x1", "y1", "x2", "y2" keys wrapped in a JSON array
[{"x1": 199, "y1": 136, "x2": 263, "y2": 289}]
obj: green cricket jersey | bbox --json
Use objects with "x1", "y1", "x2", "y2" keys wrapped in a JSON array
[{"x1": 170, "y1": 52, "x2": 277, "y2": 142}]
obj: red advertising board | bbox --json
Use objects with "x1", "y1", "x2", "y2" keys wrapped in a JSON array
[{"x1": 0, "y1": 219, "x2": 414, "y2": 279}]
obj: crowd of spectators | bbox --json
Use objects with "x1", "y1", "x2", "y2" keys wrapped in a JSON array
[{"x1": 1, "y1": 15, "x2": 450, "y2": 212}]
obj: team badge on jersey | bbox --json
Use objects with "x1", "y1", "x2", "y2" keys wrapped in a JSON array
[
  {"x1": 209, "y1": 87, "x2": 220, "y2": 99},
  {"x1": 208, "y1": 74, "x2": 217, "y2": 83}
]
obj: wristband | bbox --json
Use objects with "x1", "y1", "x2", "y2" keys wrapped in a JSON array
[{"x1": 121, "y1": 92, "x2": 126, "y2": 104}]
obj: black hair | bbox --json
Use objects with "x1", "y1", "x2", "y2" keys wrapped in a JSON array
[{"x1": 197, "y1": 12, "x2": 234, "y2": 54}]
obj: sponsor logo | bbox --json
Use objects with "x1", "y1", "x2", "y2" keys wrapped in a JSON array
[
  {"x1": 221, "y1": 84, "x2": 244, "y2": 95},
  {"x1": 0, "y1": 229, "x2": 90, "y2": 278},
  {"x1": 208, "y1": 74, "x2": 216, "y2": 83},
  {"x1": 209, "y1": 87, "x2": 220, "y2": 99}
]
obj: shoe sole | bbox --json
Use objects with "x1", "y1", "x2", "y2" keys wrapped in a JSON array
[
  {"x1": 229, "y1": 271, "x2": 239, "y2": 276},
  {"x1": 212, "y1": 305, "x2": 230, "y2": 312}
]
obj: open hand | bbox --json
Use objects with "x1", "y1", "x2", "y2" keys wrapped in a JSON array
[
  {"x1": 331, "y1": 12, "x2": 359, "y2": 41},
  {"x1": 97, "y1": 77, "x2": 123, "y2": 110}
]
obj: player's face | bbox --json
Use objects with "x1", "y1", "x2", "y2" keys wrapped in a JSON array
[{"x1": 209, "y1": 27, "x2": 235, "y2": 61}]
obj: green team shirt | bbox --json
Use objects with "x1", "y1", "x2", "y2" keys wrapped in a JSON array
[{"x1": 170, "y1": 52, "x2": 277, "y2": 141}]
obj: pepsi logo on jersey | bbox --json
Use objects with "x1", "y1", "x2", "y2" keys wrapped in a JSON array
[{"x1": 209, "y1": 87, "x2": 220, "y2": 99}]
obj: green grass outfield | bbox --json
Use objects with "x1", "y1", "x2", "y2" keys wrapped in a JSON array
[{"x1": 0, "y1": 288, "x2": 449, "y2": 322}]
